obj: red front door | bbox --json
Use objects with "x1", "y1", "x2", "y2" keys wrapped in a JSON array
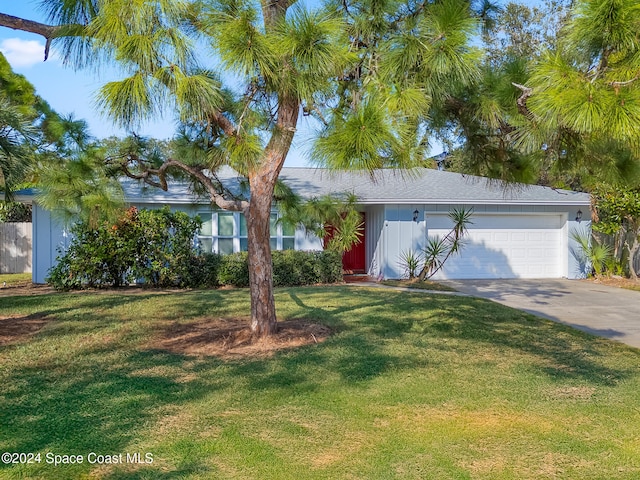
[{"x1": 342, "y1": 212, "x2": 366, "y2": 274}]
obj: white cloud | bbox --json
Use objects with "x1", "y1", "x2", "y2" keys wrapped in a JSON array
[{"x1": 0, "y1": 38, "x2": 57, "y2": 68}]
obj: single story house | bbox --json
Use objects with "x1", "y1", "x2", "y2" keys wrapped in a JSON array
[{"x1": 28, "y1": 167, "x2": 592, "y2": 283}]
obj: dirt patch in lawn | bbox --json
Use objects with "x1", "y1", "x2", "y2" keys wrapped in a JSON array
[
  {"x1": 0, "y1": 283, "x2": 55, "y2": 297},
  {"x1": 0, "y1": 313, "x2": 50, "y2": 346},
  {"x1": 152, "y1": 318, "x2": 332, "y2": 359}
]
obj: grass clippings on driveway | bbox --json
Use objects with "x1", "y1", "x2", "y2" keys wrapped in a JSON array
[
  {"x1": 1, "y1": 286, "x2": 640, "y2": 479},
  {"x1": 588, "y1": 276, "x2": 640, "y2": 292}
]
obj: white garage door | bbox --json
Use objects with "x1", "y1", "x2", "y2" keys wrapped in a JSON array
[{"x1": 425, "y1": 213, "x2": 564, "y2": 279}]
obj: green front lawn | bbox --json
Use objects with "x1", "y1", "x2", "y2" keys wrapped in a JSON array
[{"x1": 1, "y1": 286, "x2": 639, "y2": 479}]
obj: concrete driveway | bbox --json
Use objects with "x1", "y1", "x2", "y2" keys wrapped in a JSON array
[{"x1": 441, "y1": 279, "x2": 640, "y2": 349}]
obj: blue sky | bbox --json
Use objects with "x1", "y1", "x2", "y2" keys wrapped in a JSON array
[
  {"x1": 0, "y1": 1, "x2": 450, "y2": 167},
  {"x1": 0, "y1": 3, "x2": 179, "y2": 138},
  {"x1": 0, "y1": 1, "x2": 320, "y2": 166}
]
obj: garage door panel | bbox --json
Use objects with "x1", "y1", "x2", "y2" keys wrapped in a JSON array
[
  {"x1": 426, "y1": 214, "x2": 564, "y2": 279},
  {"x1": 494, "y1": 232, "x2": 509, "y2": 241}
]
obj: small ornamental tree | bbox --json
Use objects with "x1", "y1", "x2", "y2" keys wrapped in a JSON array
[
  {"x1": 592, "y1": 187, "x2": 640, "y2": 279},
  {"x1": 418, "y1": 207, "x2": 473, "y2": 280}
]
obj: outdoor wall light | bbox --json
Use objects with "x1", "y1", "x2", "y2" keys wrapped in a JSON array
[
  {"x1": 413, "y1": 209, "x2": 420, "y2": 222},
  {"x1": 575, "y1": 209, "x2": 582, "y2": 222}
]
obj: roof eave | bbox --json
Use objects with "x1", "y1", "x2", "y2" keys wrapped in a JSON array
[{"x1": 346, "y1": 198, "x2": 592, "y2": 206}]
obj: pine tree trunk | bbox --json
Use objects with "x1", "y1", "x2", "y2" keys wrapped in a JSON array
[
  {"x1": 246, "y1": 177, "x2": 278, "y2": 337},
  {"x1": 246, "y1": 96, "x2": 299, "y2": 337}
]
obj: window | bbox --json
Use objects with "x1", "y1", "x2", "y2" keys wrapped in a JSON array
[
  {"x1": 270, "y1": 213, "x2": 277, "y2": 250},
  {"x1": 196, "y1": 210, "x2": 296, "y2": 254},
  {"x1": 197, "y1": 212, "x2": 214, "y2": 253},
  {"x1": 282, "y1": 221, "x2": 295, "y2": 250},
  {"x1": 217, "y1": 212, "x2": 235, "y2": 254},
  {"x1": 239, "y1": 215, "x2": 248, "y2": 251}
]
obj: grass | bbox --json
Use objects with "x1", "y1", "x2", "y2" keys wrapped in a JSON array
[
  {"x1": 380, "y1": 279, "x2": 457, "y2": 292},
  {"x1": 0, "y1": 273, "x2": 31, "y2": 288},
  {"x1": 1, "y1": 286, "x2": 640, "y2": 479},
  {"x1": 619, "y1": 281, "x2": 640, "y2": 292}
]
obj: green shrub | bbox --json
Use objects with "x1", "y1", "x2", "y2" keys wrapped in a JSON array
[
  {"x1": 130, "y1": 208, "x2": 202, "y2": 287},
  {"x1": 47, "y1": 219, "x2": 136, "y2": 289},
  {"x1": 315, "y1": 250, "x2": 343, "y2": 284},
  {"x1": 47, "y1": 205, "x2": 342, "y2": 290},
  {"x1": 187, "y1": 253, "x2": 222, "y2": 288},
  {"x1": 272, "y1": 250, "x2": 315, "y2": 286},
  {"x1": 271, "y1": 250, "x2": 343, "y2": 286},
  {"x1": 218, "y1": 252, "x2": 250, "y2": 287},
  {"x1": 47, "y1": 206, "x2": 202, "y2": 290},
  {"x1": 217, "y1": 250, "x2": 343, "y2": 287},
  {"x1": 272, "y1": 250, "x2": 296, "y2": 286}
]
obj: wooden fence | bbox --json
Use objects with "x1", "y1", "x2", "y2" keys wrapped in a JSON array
[{"x1": 0, "y1": 222, "x2": 32, "y2": 274}]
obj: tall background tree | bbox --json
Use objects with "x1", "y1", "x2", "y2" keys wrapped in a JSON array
[
  {"x1": 438, "y1": 0, "x2": 640, "y2": 191},
  {"x1": 0, "y1": 0, "x2": 482, "y2": 337},
  {"x1": 0, "y1": 50, "x2": 106, "y2": 216},
  {"x1": 437, "y1": 0, "x2": 640, "y2": 276}
]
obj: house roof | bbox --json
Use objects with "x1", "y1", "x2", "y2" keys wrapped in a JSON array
[
  {"x1": 278, "y1": 168, "x2": 590, "y2": 205},
  {"x1": 124, "y1": 167, "x2": 591, "y2": 206},
  {"x1": 2, "y1": 188, "x2": 37, "y2": 205}
]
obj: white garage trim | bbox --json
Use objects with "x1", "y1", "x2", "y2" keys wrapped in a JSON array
[{"x1": 425, "y1": 212, "x2": 568, "y2": 280}]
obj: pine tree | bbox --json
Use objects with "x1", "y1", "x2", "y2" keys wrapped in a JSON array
[{"x1": 1, "y1": 0, "x2": 481, "y2": 337}]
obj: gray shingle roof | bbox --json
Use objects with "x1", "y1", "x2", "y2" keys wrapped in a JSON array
[
  {"x1": 123, "y1": 167, "x2": 591, "y2": 206},
  {"x1": 278, "y1": 168, "x2": 590, "y2": 205}
]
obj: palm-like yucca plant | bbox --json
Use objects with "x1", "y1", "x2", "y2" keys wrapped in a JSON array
[
  {"x1": 570, "y1": 229, "x2": 614, "y2": 277},
  {"x1": 418, "y1": 207, "x2": 473, "y2": 280},
  {"x1": 398, "y1": 249, "x2": 425, "y2": 279},
  {"x1": 421, "y1": 238, "x2": 449, "y2": 278}
]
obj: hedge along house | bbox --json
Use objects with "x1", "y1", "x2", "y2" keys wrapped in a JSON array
[{"x1": 30, "y1": 167, "x2": 592, "y2": 283}]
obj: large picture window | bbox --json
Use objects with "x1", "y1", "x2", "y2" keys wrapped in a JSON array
[{"x1": 197, "y1": 210, "x2": 295, "y2": 254}]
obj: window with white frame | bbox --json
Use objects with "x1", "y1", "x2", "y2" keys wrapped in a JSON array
[{"x1": 197, "y1": 210, "x2": 295, "y2": 254}]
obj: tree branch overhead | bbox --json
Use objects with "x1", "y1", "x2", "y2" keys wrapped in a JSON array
[{"x1": 0, "y1": 13, "x2": 75, "y2": 61}]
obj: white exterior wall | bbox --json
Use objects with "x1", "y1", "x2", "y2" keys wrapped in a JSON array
[
  {"x1": 365, "y1": 206, "x2": 385, "y2": 279},
  {"x1": 374, "y1": 203, "x2": 589, "y2": 280},
  {"x1": 380, "y1": 204, "x2": 427, "y2": 279},
  {"x1": 295, "y1": 229, "x2": 323, "y2": 251},
  {"x1": 32, "y1": 206, "x2": 69, "y2": 284},
  {"x1": 32, "y1": 200, "x2": 590, "y2": 284}
]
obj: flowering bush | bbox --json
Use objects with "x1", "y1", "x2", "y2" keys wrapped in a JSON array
[{"x1": 47, "y1": 206, "x2": 201, "y2": 289}]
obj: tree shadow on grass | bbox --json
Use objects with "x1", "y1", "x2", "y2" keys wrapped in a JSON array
[
  {"x1": 0, "y1": 346, "x2": 224, "y2": 478},
  {"x1": 239, "y1": 287, "x2": 638, "y2": 392},
  {"x1": 416, "y1": 294, "x2": 640, "y2": 386},
  {"x1": 0, "y1": 288, "x2": 403, "y2": 478},
  {"x1": 0, "y1": 292, "x2": 251, "y2": 479},
  {"x1": 1, "y1": 287, "x2": 638, "y2": 479}
]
